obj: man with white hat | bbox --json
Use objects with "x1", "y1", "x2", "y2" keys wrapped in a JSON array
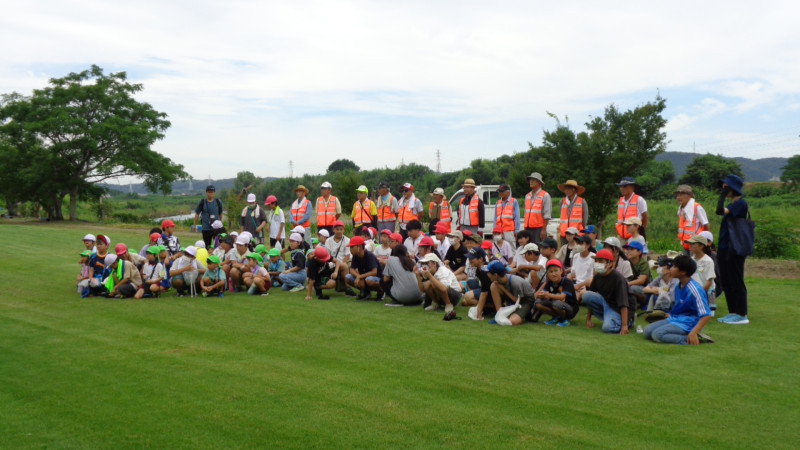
[
  {"x1": 397, "y1": 183, "x2": 424, "y2": 241},
  {"x1": 375, "y1": 181, "x2": 399, "y2": 234},
  {"x1": 557, "y1": 179, "x2": 588, "y2": 243},
  {"x1": 415, "y1": 253, "x2": 462, "y2": 313},
  {"x1": 316, "y1": 181, "x2": 341, "y2": 235},
  {"x1": 240, "y1": 193, "x2": 267, "y2": 244},
  {"x1": 428, "y1": 187, "x2": 451, "y2": 235},
  {"x1": 289, "y1": 185, "x2": 312, "y2": 246},
  {"x1": 192, "y1": 184, "x2": 224, "y2": 248},
  {"x1": 457, "y1": 178, "x2": 484, "y2": 237},
  {"x1": 615, "y1": 177, "x2": 648, "y2": 243},
  {"x1": 351, "y1": 185, "x2": 377, "y2": 234},
  {"x1": 523, "y1": 172, "x2": 551, "y2": 244},
  {"x1": 675, "y1": 184, "x2": 709, "y2": 253}
]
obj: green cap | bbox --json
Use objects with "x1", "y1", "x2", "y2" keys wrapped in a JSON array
[
  {"x1": 306, "y1": 249, "x2": 315, "y2": 257},
  {"x1": 158, "y1": 245, "x2": 168, "y2": 252},
  {"x1": 311, "y1": 238, "x2": 319, "y2": 245},
  {"x1": 254, "y1": 244, "x2": 267, "y2": 254},
  {"x1": 180, "y1": 247, "x2": 186, "y2": 252},
  {"x1": 80, "y1": 250, "x2": 92, "y2": 257},
  {"x1": 246, "y1": 253, "x2": 263, "y2": 264},
  {"x1": 267, "y1": 248, "x2": 281, "y2": 257},
  {"x1": 146, "y1": 246, "x2": 160, "y2": 255},
  {"x1": 219, "y1": 233, "x2": 228, "y2": 239},
  {"x1": 207, "y1": 255, "x2": 221, "y2": 265}
]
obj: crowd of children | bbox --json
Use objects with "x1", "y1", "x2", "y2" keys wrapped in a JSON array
[{"x1": 77, "y1": 204, "x2": 722, "y2": 346}]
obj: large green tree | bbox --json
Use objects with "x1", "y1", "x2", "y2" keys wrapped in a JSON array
[
  {"x1": 679, "y1": 153, "x2": 744, "y2": 191},
  {"x1": 0, "y1": 65, "x2": 188, "y2": 220},
  {"x1": 780, "y1": 154, "x2": 800, "y2": 192},
  {"x1": 517, "y1": 96, "x2": 668, "y2": 232}
]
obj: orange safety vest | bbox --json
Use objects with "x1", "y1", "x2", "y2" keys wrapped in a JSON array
[
  {"x1": 559, "y1": 196, "x2": 585, "y2": 238},
  {"x1": 459, "y1": 195, "x2": 480, "y2": 226},
  {"x1": 398, "y1": 197, "x2": 419, "y2": 225},
  {"x1": 616, "y1": 194, "x2": 641, "y2": 240},
  {"x1": 678, "y1": 202, "x2": 703, "y2": 250},
  {"x1": 316, "y1": 195, "x2": 338, "y2": 227},
  {"x1": 495, "y1": 197, "x2": 516, "y2": 232},
  {"x1": 524, "y1": 190, "x2": 547, "y2": 229},
  {"x1": 353, "y1": 199, "x2": 374, "y2": 226},
  {"x1": 429, "y1": 200, "x2": 451, "y2": 223},
  {"x1": 377, "y1": 195, "x2": 397, "y2": 222},
  {"x1": 291, "y1": 198, "x2": 311, "y2": 228}
]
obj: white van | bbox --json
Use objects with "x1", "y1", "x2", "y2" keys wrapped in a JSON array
[{"x1": 447, "y1": 185, "x2": 559, "y2": 239}]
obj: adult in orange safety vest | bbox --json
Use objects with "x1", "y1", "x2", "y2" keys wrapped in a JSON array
[
  {"x1": 557, "y1": 179, "x2": 588, "y2": 241},
  {"x1": 457, "y1": 178, "x2": 485, "y2": 238},
  {"x1": 397, "y1": 183, "x2": 423, "y2": 241},
  {"x1": 428, "y1": 187, "x2": 451, "y2": 234},
  {"x1": 494, "y1": 184, "x2": 519, "y2": 249},
  {"x1": 523, "y1": 172, "x2": 552, "y2": 244},
  {"x1": 351, "y1": 184, "x2": 377, "y2": 233},
  {"x1": 615, "y1": 177, "x2": 648, "y2": 242},
  {"x1": 675, "y1": 184, "x2": 709, "y2": 251},
  {"x1": 316, "y1": 181, "x2": 341, "y2": 235},
  {"x1": 376, "y1": 181, "x2": 399, "y2": 234}
]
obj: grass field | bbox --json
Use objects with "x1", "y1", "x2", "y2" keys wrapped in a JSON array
[{"x1": 2, "y1": 222, "x2": 799, "y2": 448}]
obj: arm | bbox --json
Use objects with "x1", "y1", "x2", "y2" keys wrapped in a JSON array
[
  {"x1": 620, "y1": 307, "x2": 629, "y2": 335},
  {"x1": 640, "y1": 212, "x2": 649, "y2": 231},
  {"x1": 301, "y1": 202, "x2": 312, "y2": 224},
  {"x1": 192, "y1": 213, "x2": 200, "y2": 231},
  {"x1": 335, "y1": 198, "x2": 342, "y2": 220},
  {"x1": 628, "y1": 274, "x2": 649, "y2": 287},
  {"x1": 687, "y1": 316, "x2": 712, "y2": 345}
]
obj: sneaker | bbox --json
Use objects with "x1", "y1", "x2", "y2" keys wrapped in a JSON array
[
  {"x1": 385, "y1": 301, "x2": 403, "y2": 307},
  {"x1": 545, "y1": 318, "x2": 560, "y2": 326},
  {"x1": 356, "y1": 289, "x2": 371, "y2": 300},
  {"x1": 557, "y1": 320, "x2": 570, "y2": 327},
  {"x1": 697, "y1": 333, "x2": 715, "y2": 343},
  {"x1": 218, "y1": 292, "x2": 224, "y2": 298},
  {"x1": 724, "y1": 314, "x2": 749, "y2": 325},
  {"x1": 317, "y1": 295, "x2": 330, "y2": 300},
  {"x1": 488, "y1": 319, "x2": 497, "y2": 325},
  {"x1": 344, "y1": 288, "x2": 357, "y2": 297},
  {"x1": 260, "y1": 291, "x2": 270, "y2": 297},
  {"x1": 289, "y1": 285, "x2": 305, "y2": 293},
  {"x1": 717, "y1": 313, "x2": 737, "y2": 323},
  {"x1": 424, "y1": 303, "x2": 440, "y2": 311}
]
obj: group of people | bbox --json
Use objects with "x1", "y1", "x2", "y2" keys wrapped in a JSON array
[{"x1": 75, "y1": 173, "x2": 753, "y2": 345}]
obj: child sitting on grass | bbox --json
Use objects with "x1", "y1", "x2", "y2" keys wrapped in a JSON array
[
  {"x1": 279, "y1": 233, "x2": 307, "y2": 292},
  {"x1": 642, "y1": 257, "x2": 677, "y2": 323},
  {"x1": 686, "y1": 234, "x2": 717, "y2": 314},
  {"x1": 266, "y1": 248, "x2": 286, "y2": 287},
  {"x1": 534, "y1": 259, "x2": 578, "y2": 327},
  {"x1": 201, "y1": 255, "x2": 226, "y2": 297},
  {"x1": 77, "y1": 250, "x2": 92, "y2": 296},
  {"x1": 644, "y1": 255, "x2": 713, "y2": 345},
  {"x1": 136, "y1": 246, "x2": 166, "y2": 299},
  {"x1": 243, "y1": 253, "x2": 271, "y2": 296},
  {"x1": 106, "y1": 252, "x2": 143, "y2": 299}
]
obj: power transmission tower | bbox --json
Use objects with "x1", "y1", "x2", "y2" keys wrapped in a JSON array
[
  {"x1": 436, "y1": 149, "x2": 441, "y2": 173},
  {"x1": 289, "y1": 160, "x2": 294, "y2": 178}
]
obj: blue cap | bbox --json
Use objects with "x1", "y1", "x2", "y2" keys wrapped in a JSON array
[
  {"x1": 615, "y1": 177, "x2": 637, "y2": 187},
  {"x1": 466, "y1": 248, "x2": 486, "y2": 260},
  {"x1": 487, "y1": 260, "x2": 507, "y2": 275},
  {"x1": 718, "y1": 174, "x2": 744, "y2": 195},
  {"x1": 584, "y1": 225, "x2": 597, "y2": 234},
  {"x1": 623, "y1": 241, "x2": 644, "y2": 252}
]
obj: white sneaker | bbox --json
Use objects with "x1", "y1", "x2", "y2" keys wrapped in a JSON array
[{"x1": 424, "y1": 303, "x2": 440, "y2": 311}]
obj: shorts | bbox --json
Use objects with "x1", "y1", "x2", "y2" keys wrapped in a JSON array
[
  {"x1": 345, "y1": 274, "x2": 381, "y2": 284},
  {"x1": 446, "y1": 287, "x2": 462, "y2": 305},
  {"x1": 313, "y1": 277, "x2": 331, "y2": 287},
  {"x1": 534, "y1": 299, "x2": 576, "y2": 319},
  {"x1": 511, "y1": 298, "x2": 535, "y2": 321}
]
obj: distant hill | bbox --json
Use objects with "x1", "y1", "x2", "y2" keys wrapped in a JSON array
[
  {"x1": 657, "y1": 152, "x2": 788, "y2": 182},
  {"x1": 102, "y1": 177, "x2": 276, "y2": 196}
]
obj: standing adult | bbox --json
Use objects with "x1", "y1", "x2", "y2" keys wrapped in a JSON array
[
  {"x1": 715, "y1": 175, "x2": 752, "y2": 325},
  {"x1": 376, "y1": 181, "x2": 399, "y2": 234},
  {"x1": 615, "y1": 177, "x2": 648, "y2": 244},
  {"x1": 523, "y1": 172, "x2": 551, "y2": 244},
  {"x1": 192, "y1": 185, "x2": 224, "y2": 248},
  {"x1": 289, "y1": 185, "x2": 312, "y2": 246},
  {"x1": 240, "y1": 193, "x2": 267, "y2": 244},
  {"x1": 264, "y1": 195, "x2": 285, "y2": 250},
  {"x1": 557, "y1": 179, "x2": 588, "y2": 244},
  {"x1": 457, "y1": 178, "x2": 485, "y2": 237},
  {"x1": 675, "y1": 185, "x2": 710, "y2": 252},
  {"x1": 397, "y1": 183, "x2": 424, "y2": 241},
  {"x1": 494, "y1": 184, "x2": 519, "y2": 249},
  {"x1": 351, "y1": 185, "x2": 377, "y2": 234},
  {"x1": 316, "y1": 181, "x2": 341, "y2": 236},
  {"x1": 428, "y1": 187, "x2": 451, "y2": 235}
]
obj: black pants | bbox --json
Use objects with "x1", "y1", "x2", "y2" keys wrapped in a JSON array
[
  {"x1": 717, "y1": 248, "x2": 748, "y2": 316},
  {"x1": 201, "y1": 230, "x2": 213, "y2": 248}
]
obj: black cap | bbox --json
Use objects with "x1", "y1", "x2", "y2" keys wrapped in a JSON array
[
  {"x1": 466, "y1": 248, "x2": 487, "y2": 260},
  {"x1": 497, "y1": 184, "x2": 510, "y2": 193},
  {"x1": 206, "y1": 185, "x2": 216, "y2": 192},
  {"x1": 539, "y1": 238, "x2": 558, "y2": 249},
  {"x1": 378, "y1": 181, "x2": 389, "y2": 189}
]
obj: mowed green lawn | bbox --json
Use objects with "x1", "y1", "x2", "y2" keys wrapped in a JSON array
[{"x1": 1, "y1": 222, "x2": 799, "y2": 448}]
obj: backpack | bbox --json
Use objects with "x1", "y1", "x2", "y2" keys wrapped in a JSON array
[{"x1": 198, "y1": 198, "x2": 223, "y2": 219}]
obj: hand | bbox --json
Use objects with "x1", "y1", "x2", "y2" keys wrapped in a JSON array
[
  {"x1": 586, "y1": 318, "x2": 594, "y2": 329},
  {"x1": 304, "y1": 295, "x2": 312, "y2": 301},
  {"x1": 540, "y1": 229, "x2": 546, "y2": 241},
  {"x1": 687, "y1": 332, "x2": 700, "y2": 346},
  {"x1": 620, "y1": 326, "x2": 629, "y2": 335},
  {"x1": 332, "y1": 271, "x2": 338, "y2": 279},
  {"x1": 190, "y1": 225, "x2": 196, "y2": 232}
]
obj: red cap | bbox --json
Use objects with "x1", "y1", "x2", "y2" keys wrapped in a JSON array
[
  {"x1": 380, "y1": 229, "x2": 393, "y2": 236},
  {"x1": 114, "y1": 243, "x2": 128, "y2": 257},
  {"x1": 348, "y1": 236, "x2": 366, "y2": 247},
  {"x1": 546, "y1": 259, "x2": 564, "y2": 271},
  {"x1": 161, "y1": 219, "x2": 175, "y2": 228},
  {"x1": 264, "y1": 195, "x2": 277, "y2": 205},
  {"x1": 492, "y1": 226, "x2": 503, "y2": 234},
  {"x1": 462, "y1": 230, "x2": 473, "y2": 238},
  {"x1": 149, "y1": 232, "x2": 161, "y2": 242},
  {"x1": 96, "y1": 234, "x2": 110, "y2": 246},
  {"x1": 419, "y1": 236, "x2": 435, "y2": 247},
  {"x1": 390, "y1": 233, "x2": 404, "y2": 243},
  {"x1": 480, "y1": 240, "x2": 492, "y2": 250},
  {"x1": 333, "y1": 220, "x2": 345, "y2": 228},
  {"x1": 434, "y1": 223, "x2": 449, "y2": 234},
  {"x1": 369, "y1": 227, "x2": 378, "y2": 238},
  {"x1": 314, "y1": 246, "x2": 331, "y2": 263},
  {"x1": 594, "y1": 249, "x2": 614, "y2": 261}
]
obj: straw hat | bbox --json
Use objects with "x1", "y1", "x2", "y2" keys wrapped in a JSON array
[
  {"x1": 462, "y1": 178, "x2": 477, "y2": 187},
  {"x1": 294, "y1": 185, "x2": 309, "y2": 194},
  {"x1": 557, "y1": 179, "x2": 585, "y2": 195}
]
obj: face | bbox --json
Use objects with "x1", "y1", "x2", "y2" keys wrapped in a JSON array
[
  {"x1": 463, "y1": 186, "x2": 475, "y2": 195},
  {"x1": 524, "y1": 251, "x2": 538, "y2": 262},
  {"x1": 164, "y1": 226, "x2": 174, "y2": 236},
  {"x1": 493, "y1": 234, "x2": 503, "y2": 242},
  {"x1": 690, "y1": 242, "x2": 703, "y2": 253},
  {"x1": 547, "y1": 266, "x2": 563, "y2": 283},
  {"x1": 236, "y1": 243, "x2": 247, "y2": 253},
  {"x1": 626, "y1": 223, "x2": 638, "y2": 234},
  {"x1": 541, "y1": 247, "x2": 555, "y2": 258},
  {"x1": 96, "y1": 240, "x2": 108, "y2": 253},
  {"x1": 624, "y1": 247, "x2": 641, "y2": 260},
  {"x1": 159, "y1": 251, "x2": 167, "y2": 260},
  {"x1": 295, "y1": 190, "x2": 304, "y2": 199},
  {"x1": 500, "y1": 190, "x2": 509, "y2": 199},
  {"x1": 333, "y1": 226, "x2": 344, "y2": 238},
  {"x1": 208, "y1": 262, "x2": 219, "y2": 271},
  {"x1": 269, "y1": 256, "x2": 279, "y2": 263},
  {"x1": 248, "y1": 202, "x2": 256, "y2": 209},
  {"x1": 469, "y1": 257, "x2": 482, "y2": 268},
  {"x1": 669, "y1": 265, "x2": 681, "y2": 278},
  {"x1": 350, "y1": 245, "x2": 363, "y2": 257},
  {"x1": 433, "y1": 194, "x2": 443, "y2": 203},
  {"x1": 676, "y1": 192, "x2": 690, "y2": 206},
  {"x1": 566, "y1": 233, "x2": 575, "y2": 243},
  {"x1": 80, "y1": 256, "x2": 88, "y2": 264},
  {"x1": 464, "y1": 239, "x2": 477, "y2": 250},
  {"x1": 564, "y1": 186, "x2": 576, "y2": 197},
  {"x1": 517, "y1": 235, "x2": 529, "y2": 246},
  {"x1": 146, "y1": 253, "x2": 155, "y2": 263},
  {"x1": 247, "y1": 258, "x2": 257, "y2": 268},
  {"x1": 206, "y1": 189, "x2": 215, "y2": 200},
  {"x1": 389, "y1": 240, "x2": 398, "y2": 249},
  {"x1": 418, "y1": 246, "x2": 431, "y2": 256},
  {"x1": 529, "y1": 179, "x2": 540, "y2": 190},
  {"x1": 403, "y1": 190, "x2": 412, "y2": 198},
  {"x1": 426, "y1": 261, "x2": 438, "y2": 274},
  {"x1": 318, "y1": 234, "x2": 328, "y2": 244},
  {"x1": 357, "y1": 192, "x2": 367, "y2": 201},
  {"x1": 321, "y1": 187, "x2": 331, "y2": 196},
  {"x1": 379, "y1": 187, "x2": 388, "y2": 196},
  {"x1": 408, "y1": 229, "x2": 420, "y2": 239},
  {"x1": 83, "y1": 240, "x2": 94, "y2": 249},
  {"x1": 380, "y1": 234, "x2": 389, "y2": 245},
  {"x1": 620, "y1": 185, "x2": 633, "y2": 196},
  {"x1": 290, "y1": 240, "x2": 301, "y2": 249}
]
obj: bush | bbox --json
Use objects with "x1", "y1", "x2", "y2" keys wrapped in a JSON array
[
  {"x1": 747, "y1": 184, "x2": 779, "y2": 198},
  {"x1": 752, "y1": 210, "x2": 800, "y2": 259}
]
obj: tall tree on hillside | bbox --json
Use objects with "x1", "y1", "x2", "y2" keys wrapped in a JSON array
[
  {"x1": 780, "y1": 154, "x2": 800, "y2": 192},
  {"x1": 679, "y1": 154, "x2": 744, "y2": 191},
  {"x1": 0, "y1": 65, "x2": 188, "y2": 220},
  {"x1": 518, "y1": 96, "x2": 669, "y2": 231},
  {"x1": 327, "y1": 158, "x2": 360, "y2": 173}
]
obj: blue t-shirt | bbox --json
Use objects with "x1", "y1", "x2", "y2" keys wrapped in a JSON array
[
  {"x1": 267, "y1": 259, "x2": 286, "y2": 273},
  {"x1": 195, "y1": 198, "x2": 224, "y2": 229},
  {"x1": 718, "y1": 198, "x2": 748, "y2": 251},
  {"x1": 667, "y1": 279, "x2": 710, "y2": 333}
]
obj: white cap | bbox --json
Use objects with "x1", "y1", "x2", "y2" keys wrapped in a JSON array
[
  {"x1": 566, "y1": 227, "x2": 579, "y2": 235},
  {"x1": 239, "y1": 231, "x2": 253, "y2": 242},
  {"x1": 194, "y1": 240, "x2": 206, "y2": 248},
  {"x1": 317, "y1": 229, "x2": 330, "y2": 238},
  {"x1": 522, "y1": 243, "x2": 539, "y2": 253},
  {"x1": 246, "y1": 193, "x2": 256, "y2": 203},
  {"x1": 289, "y1": 232, "x2": 303, "y2": 242},
  {"x1": 292, "y1": 226, "x2": 306, "y2": 234},
  {"x1": 356, "y1": 185, "x2": 368, "y2": 193},
  {"x1": 211, "y1": 220, "x2": 223, "y2": 230},
  {"x1": 420, "y1": 253, "x2": 441, "y2": 264},
  {"x1": 321, "y1": 181, "x2": 332, "y2": 189},
  {"x1": 235, "y1": 236, "x2": 249, "y2": 245},
  {"x1": 230, "y1": 231, "x2": 239, "y2": 238},
  {"x1": 432, "y1": 188, "x2": 444, "y2": 196},
  {"x1": 699, "y1": 230, "x2": 714, "y2": 243},
  {"x1": 83, "y1": 234, "x2": 96, "y2": 242},
  {"x1": 184, "y1": 246, "x2": 197, "y2": 257},
  {"x1": 603, "y1": 237, "x2": 621, "y2": 249}
]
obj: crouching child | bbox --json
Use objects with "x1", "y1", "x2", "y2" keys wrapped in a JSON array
[{"x1": 201, "y1": 255, "x2": 226, "y2": 297}]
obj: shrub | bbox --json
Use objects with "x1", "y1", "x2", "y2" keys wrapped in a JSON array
[{"x1": 752, "y1": 210, "x2": 800, "y2": 259}]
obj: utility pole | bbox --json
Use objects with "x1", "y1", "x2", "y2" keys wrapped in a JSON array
[
  {"x1": 289, "y1": 160, "x2": 294, "y2": 178},
  {"x1": 436, "y1": 149, "x2": 441, "y2": 173}
]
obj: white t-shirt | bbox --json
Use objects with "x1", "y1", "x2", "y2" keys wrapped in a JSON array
[
  {"x1": 616, "y1": 258, "x2": 633, "y2": 279},
  {"x1": 692, "y1": 254, "x2": 716, "y2": 290},
  {"x1": 373, "y1": 245, "x2": 392, "y2": 264},
  {"x1": 433, "y1": 265, "x2": 462, "y2": 292},
  {"x1": 141, "y1": 262, "x2": 166, "y2": 283},
  {"x1": 325, "y1": 236, "x2": 350, "y2": 263},
  {"x1": 172, "y1": 256, "x2": 203, "y2": 273},
  {"x1": 267, "y1": 207, "x2": 286, "y2": 240},
  {"x1": 435, "y1": 237, "x2": 450, "y2": 261},
  {"x1": 530, "y1": 255, "x2": 549, "y2": 283},
  {"x1": 404, "y1": 235, "x2": 424, "y2": 256},
  {"x1": 571, "y1": 252, "x2": 596, "y2": 285}
]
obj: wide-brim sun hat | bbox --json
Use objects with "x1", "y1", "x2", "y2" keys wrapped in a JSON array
[
  {"x1": 557, "y1": 179, "x2": 585, "y2": 195},
  {"x1": 718, "y1": 174, "x2": 744, "y2": 195}
]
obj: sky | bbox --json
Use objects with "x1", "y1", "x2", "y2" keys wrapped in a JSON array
[{"x1": 2, "y1": 0, "x2": 799, "y2": 182}]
